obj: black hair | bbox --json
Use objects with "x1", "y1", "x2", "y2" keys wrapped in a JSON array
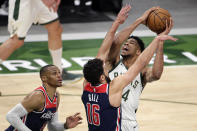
[
  {"x1": 128, "y1": 36, "x2": 145, "y2": 52},
  {"x1": 83, "y1": 58, "x2": 104, "y2": 85},
  {"x1": 40, "y1": 64, "x2": 55, "y2": 78}
]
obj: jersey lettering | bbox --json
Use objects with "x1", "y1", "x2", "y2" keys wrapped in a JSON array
[
  {"x1": 133, "y1": 80, "x2": 139, "y2": 88},
  {"x1": 114, "y1": 72, "x2": 118, "y2": 77},
  {"x1": 86, "y1": 103, "x2": 100, "y2": 126},
  {"x1": 122, "y1": 89, "x2": 130, "y2": 102}
]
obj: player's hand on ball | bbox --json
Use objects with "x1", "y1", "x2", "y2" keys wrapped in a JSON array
[
  {"x1": 138, "y1": 6, "x2": 159, "y2": 25},
  {"x1": 158, "y1": 17, "x2": 174, "y2": 35}
]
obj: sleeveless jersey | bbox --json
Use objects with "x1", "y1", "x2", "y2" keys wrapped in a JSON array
[
  {"x1": 6, "y1": 86, "x2": 58, "y2": 131},
  {"x1": 108, "y1": 60, "x2": 144, "y2": 122},
  {"x1": 81, "y1": 83, "x2": 121, "y2": 131}
]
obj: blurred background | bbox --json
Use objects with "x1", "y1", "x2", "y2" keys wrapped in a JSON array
[
  {"x1": 0, "y1": 0, "x2": 197, "y2": 131},
  {"x1": 0, "y1": 0, "x2": 197, "y2": 35}
]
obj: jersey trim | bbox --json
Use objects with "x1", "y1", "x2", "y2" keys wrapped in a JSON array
[
  {"x1": 13, "y1": 0, "x2": 20, "y2": 20},
  {"x1": 140, "y1": 72, "x2": 145, "y2": 91},
  {"x1": 40, "y1": 18, "x2": 59, "y2": 25},
  {"x1": 84, "y1": 83, "x2": 109, "y2": 93},
  {"x1": 109, "y1": 59, "x2": 124, "y2": 73},
  {"x1": 115, "y1": 107, "x2": 121, "y2": 131}
]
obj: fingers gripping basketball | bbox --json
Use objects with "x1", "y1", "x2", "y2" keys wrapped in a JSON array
[{"x1": 146, "y1": 8, "x2": 171, "y2": 34}]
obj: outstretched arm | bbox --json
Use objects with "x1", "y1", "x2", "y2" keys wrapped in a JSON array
[
  {"x1": 108, "y1": 7, "x2": 159, "y2": 64},
  {"x1": 143, "y1": 18, "x2": 174, "y2": 85},
  {"x1": 96, "y1": 5, "x2": 131, "y2": 61},
  {"x1": 109, "y1": 34, "x2": 177, "y2": 107},
  {"x1": 48, "y1": 92, "x2": 82, "y2": 131},
  {"x1": 48, "y1": 112, "x2": 82, "y2": 131}
]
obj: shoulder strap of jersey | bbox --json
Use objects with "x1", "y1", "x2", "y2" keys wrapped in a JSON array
[{"x1": 108, "y1": 58, "x2": 123, "y2": 73}]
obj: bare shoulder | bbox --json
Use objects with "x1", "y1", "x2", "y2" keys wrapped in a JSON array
[
  {"x1": 21, "y1": 90, "x2": 45, "y2": 112},
  {"x1": 26, "y1": 90, "x2": 45, "y2": 103}
]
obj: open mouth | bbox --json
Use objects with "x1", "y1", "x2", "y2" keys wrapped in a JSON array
[
  {"x1": 122, "y1": 46, "x2": 128, "y2": 51},
  {"x1": 58, "y1": 79, "x2": 62, "y2": 83}
]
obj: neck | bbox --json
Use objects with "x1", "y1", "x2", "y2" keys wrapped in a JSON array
[
  {"x1": 43, "y1": 83, "x2": 56, "y2": 100},
  {"x1": 122, "y1": 55, "x2": 138, "y2": 68}
]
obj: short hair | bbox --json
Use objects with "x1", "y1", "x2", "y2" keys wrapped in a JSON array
[
  {"x1": 83, "y1": 58, "x2": 104, "y2": 85},
  {"x1": 128, "y1": 36, "x2": 145, "y2": 52},
  {"x1": 40, "y1": 64, "x2": 55, "y2": 78}
]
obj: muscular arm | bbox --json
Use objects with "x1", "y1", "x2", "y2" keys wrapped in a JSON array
[
  {"x1": 96, "y1": 5, "x2": 131, "y2": 61},
  {"x1": 142, "y1": 17, "x2": 174, "y2": 85},
  {"x1": 6, "y1": 91, "x2": 45, "y2": 131},
  {"x1": 83, "y1": 5, "x2": 131, "y2": 85},
  {"x1": 108, "y1": 7, "x2": 159, "y2": 64},
  {"x1": 142, "y1": 42, "x2": 164, "y2": 85},
  {"x1": 109, "y1": 35, "x2": 177, "y2": 107}
]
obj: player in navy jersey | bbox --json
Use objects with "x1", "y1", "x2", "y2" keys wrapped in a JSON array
[
  {"x1": 6, "y1": 64, "x2": 82, "y2": 131},
  {"x1": 81, "y1": 5, "x2": 177, "y2": 131}
]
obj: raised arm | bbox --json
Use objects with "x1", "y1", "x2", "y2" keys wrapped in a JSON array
[
  {"x1": 109, "y1": 34, "x2": 177, "y2": 107},
  {"x1": 83, "y1": 5, "x2": 131, "y2": 87},
  {"x1": 142, "y1": 18, "x2": 174, "y2": 85},
  {"x1": 107, "y1": 7, "x2": 159, "y2": 64},
  {"x1": 96, "y1": 5, "x2": 131, "y2": 61}
]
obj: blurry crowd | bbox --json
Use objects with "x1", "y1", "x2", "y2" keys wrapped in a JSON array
[
  {"x1": 0, "y1": 0, "x2": 123, "y2": 17},
  {"x1": 0, "y1": 0, "x2": 8, "y2": 16}
]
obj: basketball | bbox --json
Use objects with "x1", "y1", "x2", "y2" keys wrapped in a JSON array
[{"x1": 146, "y1": 8, "x2": 171, "y2": 34}]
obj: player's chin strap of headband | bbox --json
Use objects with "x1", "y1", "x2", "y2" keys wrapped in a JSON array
[
  {"x1": 47, "y1": 112, "x2": 66, "y2": 131},
  {"x1": 6, "y1": 103, "x2": 31, "y2": 131}
]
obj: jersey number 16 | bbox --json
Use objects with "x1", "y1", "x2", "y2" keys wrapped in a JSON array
[{"x1": 86, "y1": 103, "x2": 100, "y2": 126}]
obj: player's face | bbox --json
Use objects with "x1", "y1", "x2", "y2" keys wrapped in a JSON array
[
  {"x1": 121, "y1": 38, "x2": 140, "y2": 57},
  {"x1": 46, "y1": 66, "x2": 62, "y2": 87}
]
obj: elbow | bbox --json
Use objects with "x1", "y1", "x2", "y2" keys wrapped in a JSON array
[
  {"x1": 6, "y1": 111, "x2": 13, "y2": 123},
  {"x1": 152, "y1": 72, "x2": 162, "y2": 80}
]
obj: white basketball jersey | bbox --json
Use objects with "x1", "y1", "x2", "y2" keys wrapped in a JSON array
[{"x1": 109, "y1": 60, "x2": 144, "y2": 121}]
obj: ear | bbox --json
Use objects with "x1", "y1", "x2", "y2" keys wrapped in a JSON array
[
  {"x1": 41, "y1": 76, "x2": 47, "y2": 82},
  {"x1": 100, "y1": 74, "x2": 105, "y2": 83},
  {"x1": 136, "y1": 49, "x2": 141, "y2": 56}
]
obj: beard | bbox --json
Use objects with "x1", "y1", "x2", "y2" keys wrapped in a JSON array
[{"x1": 121, "y1": 54, "x2": 130, "y2": 59}]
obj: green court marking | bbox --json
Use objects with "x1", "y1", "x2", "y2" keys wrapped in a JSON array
[{"x1": 0, "y1": 34, "x2": 197, "y2": 73}]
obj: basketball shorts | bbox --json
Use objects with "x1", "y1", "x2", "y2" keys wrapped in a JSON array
[
  {"x1": 121, "y1": 120, "x2": 139, "y2": 131},
  {"x1": 8, "y1": 0, "x2": 58, "y2": 39}
]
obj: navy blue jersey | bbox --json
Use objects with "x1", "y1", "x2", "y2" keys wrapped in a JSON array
[
  {"x1": 5, "y1": 86, "x2": 58, "y2": 131},
  {"x1": 82, "y1": 83, "x2": 121, "y2": 131}
]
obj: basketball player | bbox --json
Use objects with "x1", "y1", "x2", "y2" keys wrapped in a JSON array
[
  {"x1": 5, "y1": 64, "x2": 82, "y2": 131},
  {"x1": 81, "y1": 5, "x2": 177, "y2": 131},
  {"x1": 97, "y1": 7, "x2": 174, "y2": 131},
  {"x1": 0, "y1": 0, "x2": 81, "y2": 81}
]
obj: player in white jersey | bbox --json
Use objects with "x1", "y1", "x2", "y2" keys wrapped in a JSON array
[
  {"x1": 0, "y1": 0, "x2": 61, "y2": 65},
  {"x1": 0, "y1": 0, "x2": 81, "y2": 82},
  {"x1": 97, "y1": 6, "x2": 174, "y2": 131},
  {"x1": 108, "y1": 56, "x2": 144, "y2": 131}
]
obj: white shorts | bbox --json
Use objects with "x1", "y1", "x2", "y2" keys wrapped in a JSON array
[
  {"x1": 8, "y1": 0, "x2": 58, "y2": 39},
  {"x1": 121, "y1": 120, "x2": 139, "y2": 131}
]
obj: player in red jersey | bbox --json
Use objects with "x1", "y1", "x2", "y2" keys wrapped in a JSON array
[{"x1": 6, "y1": 64, "x2": 82, "y2": 131}]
